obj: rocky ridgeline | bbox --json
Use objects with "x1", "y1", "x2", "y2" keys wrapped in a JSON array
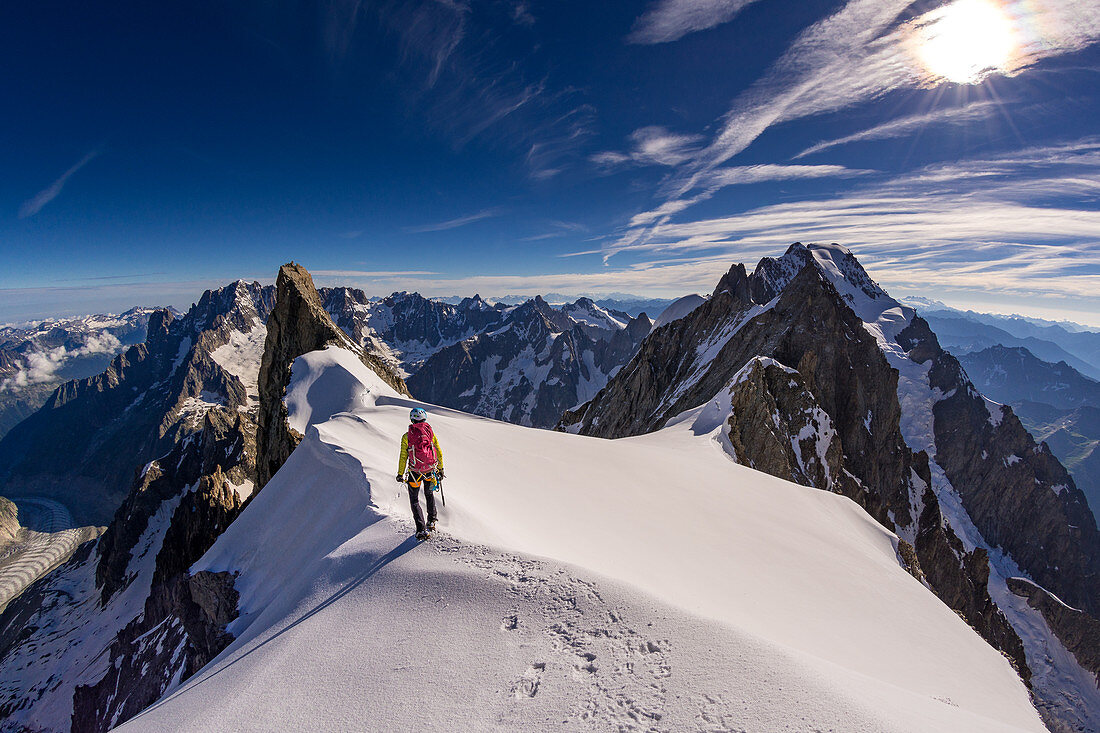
[
  {"x1": 322, "y1": 288, "x2": 508, "y2": 375},
  {"x1": 410, "y1": 296, "x2": 653, "y2": 428},
  {"x1": 256, "y1": 264, "x2": 409, "y2": 489},
  {"x1": 0, "y1": 282, "x2": 273, "y2": 526},
  {"x1": 0, "y1": 281, "x2": 275, "y2": 732},
  {"x1": 0, "y1": 265, "x2": 407, "y2": 732},
  {"x1": 1009, "y1": 577, "x2": 1100, "y2": 687},
  {"x1": 563, "y1": 243, "x2": 1100, "y2": 725},
  {"x1": 900, "y1": 317, "x2": 1100, "y2": 616}
]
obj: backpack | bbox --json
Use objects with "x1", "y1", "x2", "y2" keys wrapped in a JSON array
[{"x1": 407, "y1": 422, "x2": 437, "y2": 474}]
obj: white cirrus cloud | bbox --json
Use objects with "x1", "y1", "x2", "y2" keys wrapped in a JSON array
[
  {"x1": 794, "y1": 100, "x2": 1001, "y2": 159},
  {"x1": 19, "y1": 150, "x2": 101, "y2": 219},
  {"x1": 669, "y1": 0, "x2": 1100, "y2": 196},
  {"x1": 587, "y1": 141, "x2": 1100, "y2": 316},
  {"x1": 627, "y1": 163, "x2": 872, "y2": 230},
  {"x1": 592, "y1": 126, "x2": 705, "y2": 169},
  {"x1": 628, "y1": 0, "x2": 763, "y2": 44},
  {"x1": 403, "y1": 207, "x2": 504, "y2": 233}
]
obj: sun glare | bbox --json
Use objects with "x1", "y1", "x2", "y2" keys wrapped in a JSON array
[{"x1": 917, "y1": 0, "x2": 1018, "y2": 84}]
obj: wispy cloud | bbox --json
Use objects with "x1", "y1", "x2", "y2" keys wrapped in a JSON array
[
  {"x1": 53, "y1": 272, "x2": 169, "y2": 282},
  {"x1": 615, "y1": 0, "x2": 1100, "y2": 258},
  {"x1": 703, "y1": 163, "x2": 871, "y2": 187},
  {"x1": 19, "y1": 150, "x2": 101, "y2": 219},
  {"x1": 627, "y1": 163, "x2": 872, "y2": 228},
  {"x1": 628, "y1": 0, "x2": 763, "y2": 44},
  {"x1": 588, "y1": 140, "x2": 1100, "y2": 312},
  {"x1": 390, "y1": 0, "x2": 470, "y2": 88},
  {"x1": 517, "y1": 219, "x2": 590, "y2": 241},
  {"x1": 671, "y1": 0, "x2": 1100, "y2": 191},
  {"x1": 312, "y1": 270, "x2": 440, "y2": 277},
  {"x1": 794, "y1": 101, "x2": 1000, "y2": 159},
  {"x1": 523, "y1": 102, "x2": 598, "y2": 180},
  {"x1": 511, "y1": 2, "x2": 535, "y2": 27},
  {"x1": 403, "y1": 207, "x2": 504, "y2": 233},
  {"x1": 591, "y1": 126, "x2": 705, "y2": 169}
]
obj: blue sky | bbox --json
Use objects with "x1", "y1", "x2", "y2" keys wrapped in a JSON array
[{"x1": 2, "y1": 0, "x2": 1099, "y2": 324}]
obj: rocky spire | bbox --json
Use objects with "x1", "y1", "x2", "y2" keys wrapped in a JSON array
[{"x1": 256, "y1": 263, "x2": 408, "y2": 488}]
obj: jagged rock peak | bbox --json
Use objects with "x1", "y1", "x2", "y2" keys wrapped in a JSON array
[
  {"x1": 185, "y1": 280, "x2": 274, "y2": 335},
  {"x1": 458, "y1": 294, "x2": 490, "y2": 310},
  {"x1": 751, "y1": 242, "x2": 888, "y2": 308},
  {"x1": 256, "y1": 263, "x2": 408, "y2": 488},
  {"x1": 712, "y1": 262, "x2": 752, "y2": 302},
  {"x1": 145, "y1": 308, "x2": 175, "y2": 352},
  {"x1": 624, "y1": 312, "x2": 653, "y2": 339}
]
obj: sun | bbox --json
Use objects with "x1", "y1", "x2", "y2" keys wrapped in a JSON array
[{"x1": 917, "y1": 0, "x2": 1018, "y2": 84}]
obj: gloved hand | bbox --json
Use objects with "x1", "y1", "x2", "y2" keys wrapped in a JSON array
[
  {"x1": 396, "y1": 474, "x2": 405, "y2": 483},
  {"x1": 437, "y1": 468, "x2": 445, "y2": 479}
]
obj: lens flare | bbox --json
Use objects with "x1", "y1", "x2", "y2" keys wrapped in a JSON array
[{"x1": 917, "y1": 0, "x2": 1019, "y2": 84}]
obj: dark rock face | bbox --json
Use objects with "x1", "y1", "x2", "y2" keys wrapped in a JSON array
[
  {"x1": 1009, "y1": 577, "x2": 1100, "y2": 686},
  {"x1": 409, "y1": 297, "x2": 651, "y2": 428},
  {"x1": 725, "y1": 358, "x2": 851, "y2": 497},
  {"x1": 71, "y1": 569, "x2": 239, "y2": 733},
  {"x1": 957, "y1": 346, "x2": 1100, "y2": 530},
  {"x1": 564, "y1": 244, "x2": 1032, "y2": 681},
  {"x1": 900, "y1": 316, "x2": 1100, "y2": 617},
  {"x1": 95, "y1": 408, "x2": 248, "y2": 602},
  {"x1": 256, "y1": 264, "x2": 409, "y2": 489},
  {"x1": 0, "y1": 283, "x2": 273, "y2": 526},
  {"x1": 567, "y1": 264, "x2": 914, "y2": 529}
]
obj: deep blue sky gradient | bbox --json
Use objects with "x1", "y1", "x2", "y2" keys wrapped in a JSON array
[{"x1": 2, "y1": 0, "x2": 1098, "y2": 324}]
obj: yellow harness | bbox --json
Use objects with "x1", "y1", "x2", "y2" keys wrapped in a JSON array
[{"x1": 407, "y1": 471, "x2": 437, "y2": 490}]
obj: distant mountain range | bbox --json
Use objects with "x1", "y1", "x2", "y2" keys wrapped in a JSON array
[
  {"x1": 1, "y1": 251, "x2": 1099, "y2": 730},
  {"x1": 902, "y1": 297, "x2": 1100, "y2": 380},
  {"x1": 0, "y1": 309, "x2": 163, "y2": 439}
]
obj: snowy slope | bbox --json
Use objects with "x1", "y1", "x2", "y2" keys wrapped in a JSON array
[
  {"x1": 210, "y1": 322, "x2": 266, "y2": 415},
  {"x1": 121, "y1": 347, "x2": 1044, "y2": 732},
  {"x1": 652, "y1": 294, "x2": 706, "y2": 329}
]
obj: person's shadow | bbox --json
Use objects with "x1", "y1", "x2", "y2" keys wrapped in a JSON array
[{"x1": 128, "y1": 534, "x2": 421, "y2": 722}]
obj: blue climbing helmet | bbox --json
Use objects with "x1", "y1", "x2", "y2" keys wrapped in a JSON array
[{"x1": 410, "y1": 407, "x2": 428, "y2": 423}]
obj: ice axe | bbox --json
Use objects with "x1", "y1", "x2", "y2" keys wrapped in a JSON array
[{"x1": 435, "y1": 470, "x2": 446, "y2": 507}]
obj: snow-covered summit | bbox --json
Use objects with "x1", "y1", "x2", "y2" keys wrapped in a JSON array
[
  {"x1": 753, "y1": 242, "x2": 893, "y2": 319},
  {"x1": 560, "y1": 297, "x2": 630, "y2": 332}
]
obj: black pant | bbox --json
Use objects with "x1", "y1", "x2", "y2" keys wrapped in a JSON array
[{"x1": 406, "y1": 474, "x2": 437, "y2": 533}]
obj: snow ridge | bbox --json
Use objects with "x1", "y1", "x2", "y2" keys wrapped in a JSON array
[{"x1": 119, "y1": 346, "x2": 1044, "y2": 732}]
